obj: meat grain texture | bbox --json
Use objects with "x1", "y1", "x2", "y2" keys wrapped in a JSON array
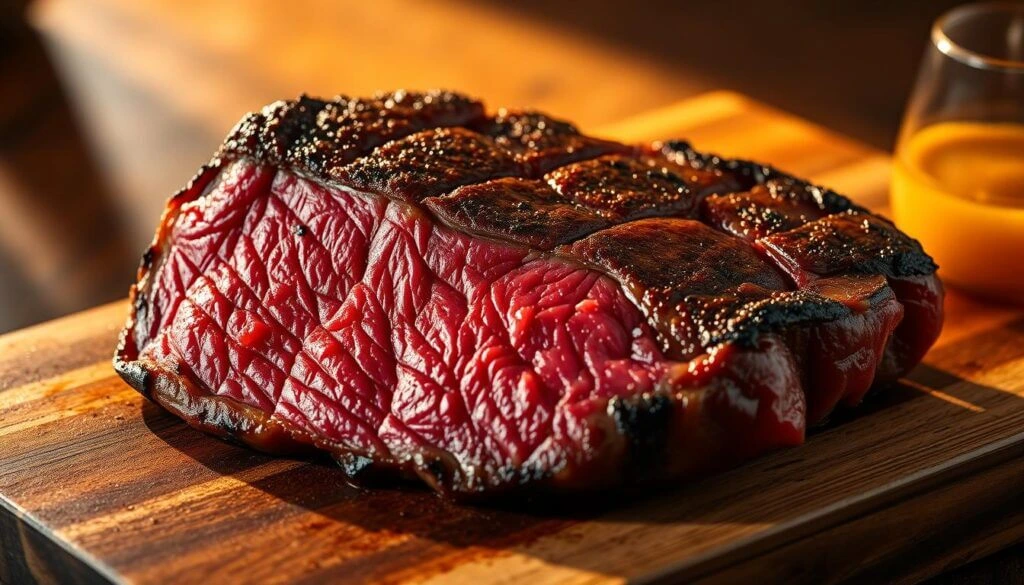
[{"x1": 115, "y1": 91, "x2": 944, "y2": 498}]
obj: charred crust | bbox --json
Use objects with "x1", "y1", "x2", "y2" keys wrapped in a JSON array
[
  {"x1": 679, "y1": 289, "x2": 851, "y2": 350},
  {"x1": 334, "y1": 127, "x2": 521, "y2": 202},
  {"x1": 663, "y1": 141, "x2": 866, "y2": 215},
  {"x1": 218, "y1": 90, "x2": 487, "y2": 176},
  {"x1": 761, "y1": 211, "x2": 938, "y2": 279},
  {"x1": 544, "y1": 155, "x2": 696, "y2": 220},
  {"x1": 562, "y1": 218, "x2": 789, "y2": 301},
  {"x1": 702, "y1": 180, "x2": 868, "y2": 241},
  {"x1": 206, "y1": 92, "x2": 933, "y2": 288},
  {"x1": 660, "y1": 140, "x2": 783, "y2": 188},
  {"x1": 767, "y1": 177, "x2": 866, "y2": 215},
  {"x1": 473, "y1": 109, "x2": 630, "y2": 175},
  {"x1": 425, "y1": 178, "x2": 610, "y2": 250},
  {"x1": 139, "y1": 247, "x2": 156, "y2": 271},
  {"x1": 476, "y1": 109, "x2": 584, "y2": 152},
  {"x1": 608, "y1": 393, "x2": 674, "y2": 473},
  {"x1": 114, "y1": 298, "x2": 151, "y2": 397},
  {"x1": 112, "y1": 356, "x2": 151, "y2": 397},
  {"x1": 133, "y1": 291, "x2": 148, "y2": 315}
]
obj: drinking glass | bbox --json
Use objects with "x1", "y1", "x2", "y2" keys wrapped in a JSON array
[{"x1": 892, "y1": 2, "x2": 1024, "y2": 304}]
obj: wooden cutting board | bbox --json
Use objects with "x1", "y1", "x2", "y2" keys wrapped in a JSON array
[{"x1": 1, "y1": 92, "x2": 1022, "y2": 585}]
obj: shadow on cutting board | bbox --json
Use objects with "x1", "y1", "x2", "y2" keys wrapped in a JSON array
[{"x1": 139, "y1": 319, "x2": 1023, "y2": 580}]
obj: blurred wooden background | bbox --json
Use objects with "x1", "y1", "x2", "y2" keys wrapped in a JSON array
[{"x1": 0, "y1": 0, "x2": 1021, "y2": 582}]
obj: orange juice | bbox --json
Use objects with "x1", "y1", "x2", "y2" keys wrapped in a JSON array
[{"x1": 892, "y1": 121, "x2": 1024, "y2": 303}]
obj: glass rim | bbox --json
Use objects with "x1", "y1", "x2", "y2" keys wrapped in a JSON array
[{"x1": 932, "y1": 2, "x2": 1024, "y2": 72}]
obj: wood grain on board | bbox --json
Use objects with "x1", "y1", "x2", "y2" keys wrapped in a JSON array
[{"x1": 1, "y1": 92, "x2": 1022, "y2": 585}]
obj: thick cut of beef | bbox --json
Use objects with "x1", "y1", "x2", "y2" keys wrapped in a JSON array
[{"x1": 115, "y1": 91, "x2": 944, "y2": 497}]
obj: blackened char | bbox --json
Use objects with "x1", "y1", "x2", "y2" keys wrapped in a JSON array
[{"x1": 114, "y1": 90, "x2": 943, "y2": 498}]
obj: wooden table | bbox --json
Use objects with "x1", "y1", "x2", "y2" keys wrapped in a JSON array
[{"x1": 1, "y1": 91, "x2": 1022, "y2": 584}]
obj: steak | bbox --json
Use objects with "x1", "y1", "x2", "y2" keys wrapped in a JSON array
[{"x1": 114, "y1": 91, "x2": 944, "y2": 497}]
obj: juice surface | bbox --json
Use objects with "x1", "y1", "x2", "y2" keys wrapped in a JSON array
[{"x1": 892, "y1": 121, "x2": 1024, "y2": 303}]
